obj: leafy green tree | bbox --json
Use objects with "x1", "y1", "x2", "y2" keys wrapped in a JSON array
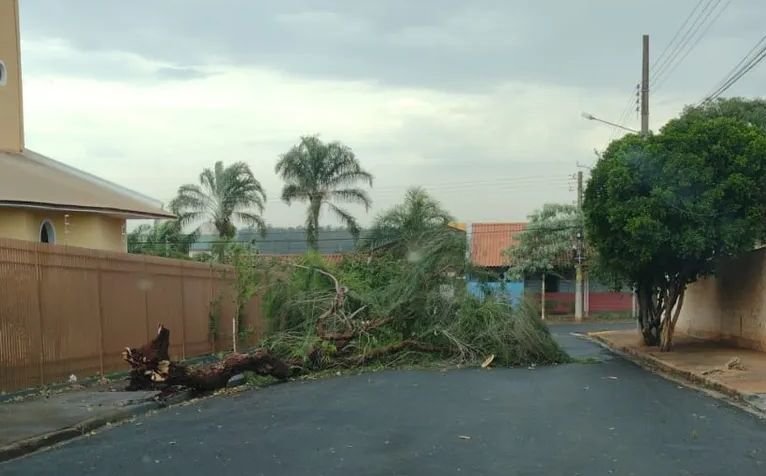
[
  {"x1": 366, "y1": 187, "x2": 454, "y2": 255},
  {"x1": 681, "y1": 97, "x2": 766, "y2": 131},
  {"x1": 275, "y1": 135, "x2": 373, "y2": 250},
  {"x1": 585, "y1": 114, "x2": 766, "y2": 350},
  {"x1": 127, "y1": 220, "x2": 198, "y2": 259},
  {"x1": 170, "y1": 161, "x2": 267, "y2": 240},
  {"x1": 504, "y1": 203, "x2": 580, "y2": 319}
]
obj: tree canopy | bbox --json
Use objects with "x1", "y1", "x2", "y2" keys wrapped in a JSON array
[
  {"x1": 275, "y1": 135, "x2": 373, "y2": 250},
  {"x1": 504, "y1": 203, "x2": 580, "y2": 280},
  {"x1": 366, "y1": 187, "x2": 454, "y2": 255},
  {"x1": 584, "y1": 106, "x2": 766, "y2": 349},
  {"x1": 170, "y1": 161, "x2": 267, "y2": 240}
]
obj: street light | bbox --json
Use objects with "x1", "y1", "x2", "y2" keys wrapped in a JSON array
[{"x1": 581, "y1": 112, "x2": 639, "y2": 133}]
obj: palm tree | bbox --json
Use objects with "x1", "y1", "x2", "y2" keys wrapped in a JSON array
[
  {"x1": 170, "y1": 161, "x2": 267, "y2": 240},
  {"x1": 367, "y1": 187, "x2": 454, "y2": 254},
  {"x1": 275, "y1": 136, "x2": 373, "y2": 250},
  {"x1": 127, "y1": 220, "x2": 198, "y2": 259}
]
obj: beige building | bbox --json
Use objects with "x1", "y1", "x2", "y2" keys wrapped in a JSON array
[
  {"x1": 676, "y1": 247, "x2": 766, "y2": 351},
  {"x1": 0, "y1": 0, "x2": 172, "y2": 252}
]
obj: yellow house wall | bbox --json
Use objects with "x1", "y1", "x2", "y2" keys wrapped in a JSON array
[
  {"x1": 0, "y1": 0, "x2": 24, "y2": 152},
  {"x1": 0, "y1": 208, "x2": 127, "y2": 252}
]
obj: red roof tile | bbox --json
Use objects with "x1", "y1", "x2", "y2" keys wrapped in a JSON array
[{"x1": 470, "y1": 222, "x2": 526, "y2": 267}]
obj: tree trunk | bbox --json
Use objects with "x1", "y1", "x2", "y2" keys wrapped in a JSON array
[
  {"x1": 541, "y1": 272, "x2": 546, "y2": 321},
  {"x1": 123, "y1": 324, "x2": 290, "y2": 392},
  {"x1": 659, "y1": 285, "x2": 685, "y2": 351},
  {"x1": 307, "y1": 198, "x2": 322, "y2": 251},
  {"x1": 636, "y1": 282, "x2": 660, "y2": 346}
]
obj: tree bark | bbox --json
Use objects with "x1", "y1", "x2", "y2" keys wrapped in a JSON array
[
  {"x1": 637, "y1": 282, "x2": 661, "y2": 346},
  {"x1": 123, "y1": 324, "x2": 290, "y2": 392},
  {"x1": 541, "y1": 272, "x2": 546, "y2": 321},
  {"x1": 660, "y1": 285, "x2": 685, "y2": 351}
]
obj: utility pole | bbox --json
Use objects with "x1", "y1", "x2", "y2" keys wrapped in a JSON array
[
  {"x1": 575, "y1": 171, "x2": 584, "y2": 321},
  {"x1": 641, "y1": 34, "x2": 650, "y2": 136},
  {"x1": 632, "y1": 34, "x2": 650, "y2": 320}
]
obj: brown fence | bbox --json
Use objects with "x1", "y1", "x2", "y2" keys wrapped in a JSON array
[{"x1": 0, "y1": 238, "x2": 266, "y2": 393}]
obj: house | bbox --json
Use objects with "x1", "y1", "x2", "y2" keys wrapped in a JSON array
[
  {"x1": 468, "y1": 223, "x2": 527, "y2": 304},
  {"x1": 468, "y1": 221, "x2": 632, "y2": 315},
  {"x1": 0, "y1": 0, "x2": 172, "y2": 252}
]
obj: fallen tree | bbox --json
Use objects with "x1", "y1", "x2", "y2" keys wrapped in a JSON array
[
  {"x1": 122, "y1": 194, "x2": 570, "y2": 391},
  {"x1": 122, "y1": 324, "x2": 290, "y2": 391}
]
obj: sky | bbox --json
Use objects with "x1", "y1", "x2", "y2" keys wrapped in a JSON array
[{"x1": 16, "y1": 0, "x2": 766, "y2": 228}]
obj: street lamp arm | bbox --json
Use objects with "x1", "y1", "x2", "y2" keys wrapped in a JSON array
[{"x1": 581, "y1": 112, "x2": 640, "y2": 133}]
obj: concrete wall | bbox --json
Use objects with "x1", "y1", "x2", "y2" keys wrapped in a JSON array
[
  {"x1": 0, "y1": 208, "x2": 127, "y2": 252},
  {"x1": 0, "y1": 0, "x2": 24, "y2": 152},
  {"x1": 676, "y1": 248, "x2": 766, "y2": 351},
  {"x1": 467, "y1": 280, "x2": 525, "y2": 305}
]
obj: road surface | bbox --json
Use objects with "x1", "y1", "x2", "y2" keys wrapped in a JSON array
[{"x1": 3, "y1": 321, "x2": 766, "y2": 475}]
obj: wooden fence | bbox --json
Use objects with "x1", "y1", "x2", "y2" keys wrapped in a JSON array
[{"x1": 0, "y1": 238, "x2": 266, "y2": 393}]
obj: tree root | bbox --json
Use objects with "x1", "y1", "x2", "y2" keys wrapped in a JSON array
[{"x1": 122, "y1": 324, "x2": 290, "y2": 391}]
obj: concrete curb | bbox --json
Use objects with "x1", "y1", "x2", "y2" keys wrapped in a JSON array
[
  {"x1": 0, "y1": 390, "x2": 194, "y2": 463},
  {"x1": 588, "y1": 332, "x2": 766, "y2": 414}
]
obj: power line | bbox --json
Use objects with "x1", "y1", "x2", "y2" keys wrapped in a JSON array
[
  {"x1": 651, "y1": 0, "x2": 706, "y2": 72},
  {"x1": 158, "y1": 175, "x2": 575, "y2": 205},
  {"x1": 610, "y1": 82, "x2": 641, "y2": 142},
  {"x1": 700, "y1": 34, "x2": 766, "y2": 104},
  {"x1": 652, "y1": 0, "x2": 728, "y2": 91},
  {"x1": 652, "y1": 0, "x2": 718, "y2": 83},
  {"x1": 653, "y1": 0, "x2": 732, "y2": 94}
]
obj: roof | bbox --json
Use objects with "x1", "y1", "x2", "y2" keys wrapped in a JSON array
[
  {"x1": 0, "y1": 149, "x2": 173, "y2": 219},
  {"x1": 191, "y1": 229, "x2": 361, "y2": 254},
  {"x1": 470, "y1": 222, "x2": 526, "y2": 267}
]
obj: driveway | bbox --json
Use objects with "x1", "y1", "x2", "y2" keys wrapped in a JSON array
[{"x1": 3, "y1": 321, "x2": 766, "y2": 475}]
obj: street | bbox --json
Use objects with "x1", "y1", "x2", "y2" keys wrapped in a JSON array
[{"x1": 3, "y1": 322, "x2": 765, "y2": 475}]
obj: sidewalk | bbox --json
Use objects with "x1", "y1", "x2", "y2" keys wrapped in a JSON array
[
  {"x1": 590, "y1": 329, "x2": 766, "y2": 412},
  {"x1": 0, "y1": 389, "x2": 165, "y2": 462}
]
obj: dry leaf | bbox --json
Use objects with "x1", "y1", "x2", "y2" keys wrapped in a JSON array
[{"x1": 481, "y1": 355, "x2": 495, "y2": 368}]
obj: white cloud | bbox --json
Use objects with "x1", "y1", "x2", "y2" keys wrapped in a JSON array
[{"x1": 20, "y1": 38, "x2": 692, "y2": 229}]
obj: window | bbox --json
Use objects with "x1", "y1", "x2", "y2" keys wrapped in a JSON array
[
  {"x1": 0, "y1": 60, "x2": 6, "y2": 86},
  {"x1": 40, "y1": 220, "x2": 55, "y2": 244}
]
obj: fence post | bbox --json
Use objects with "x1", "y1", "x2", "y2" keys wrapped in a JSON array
[
  {"x1": 142, "y1": 257, "x2": 151, "y2": 341},
  {"x1": 96, "y1": 268, "x2": 105, "y2": 377},
  {"x1": 34, "y1": 244, "x2": 45, "y2": 386},
  {"x1": 209, "y1": 264, "x2": 214, "y2": 353},
  {"x1": 179, "y1": 262, "x2": 187, "y2": 360}
]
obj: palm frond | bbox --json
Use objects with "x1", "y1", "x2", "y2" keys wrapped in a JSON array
[
  {"x1": 235, "y1": 212, "x2": 267, "y2": 237},
  {"x1": 329, "y1": 188, "x2": 372, "y2": 209},
  {"x1": 328, "y1": 203, "x2": 361, "y2": 239}
]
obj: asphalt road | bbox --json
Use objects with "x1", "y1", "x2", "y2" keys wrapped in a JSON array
[{"x1": 4, "y1": 321, "x2": 766, "y2": 476}]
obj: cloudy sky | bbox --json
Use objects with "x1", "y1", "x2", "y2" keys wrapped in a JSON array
[{"x1": 17, "y1": 0, "x2": 766, "y2": 227}]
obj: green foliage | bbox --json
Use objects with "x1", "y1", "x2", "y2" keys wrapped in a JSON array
[
  {"x1": 585, "y1": 104, "x2": 766, "y2": 347},
  {"x1": 443, "y1": 298, "x2": 570, "y2": 366},
  {"x1": 505, "y1": 203, "x2": 579, "y2": 279},
  {"x1": 681, "y1": 97, "x2": 766, "y2": 132},
  {"x1": 275, "y1": 135, "x2": 373, "y2": 249},
  {"x1": 127, "y1": 220, "x2": 198, "y2": 259},
  {"x1": 170, "y1": 160, "x2": 267, "y2": 241},
  {"x1": 262, "y1": 252, "x2": 337, "y2": 334},
  {"x1": 365, "y1": 187, "x2": 455, "y2": 254},
  {"x1": 260, "y1": 233, "x2": 568, "y2": 369}
]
